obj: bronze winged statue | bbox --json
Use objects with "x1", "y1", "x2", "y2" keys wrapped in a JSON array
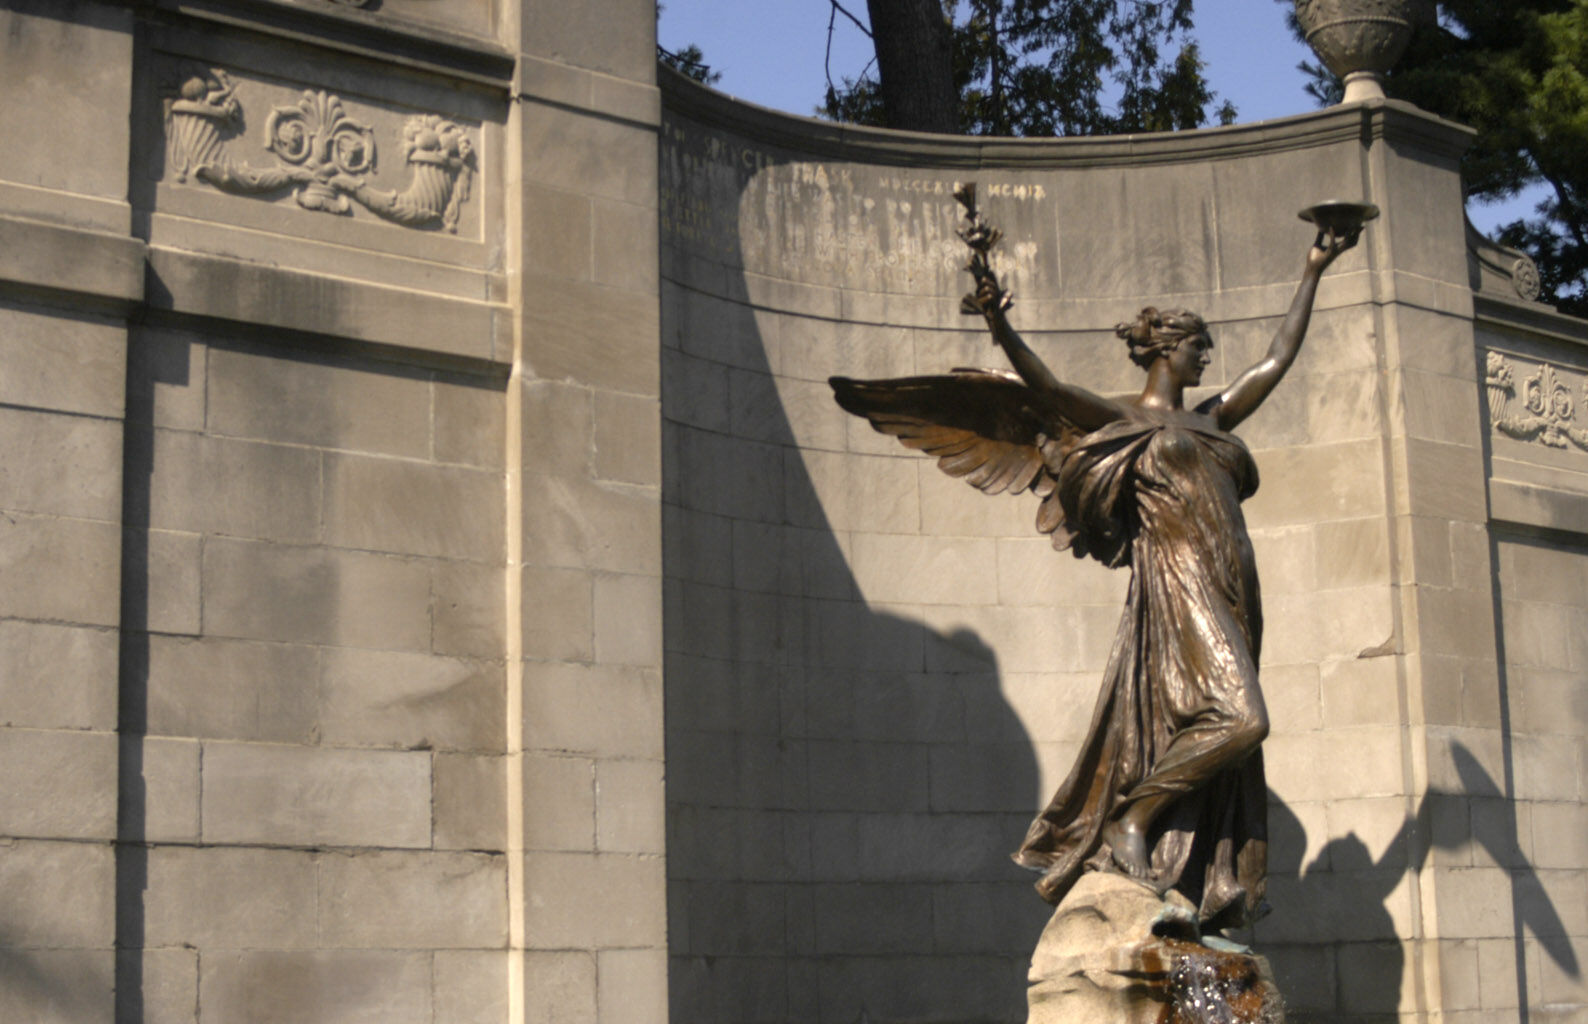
[{"x1": 831, "y1": 185, "x2": 1365, "y2": 930}]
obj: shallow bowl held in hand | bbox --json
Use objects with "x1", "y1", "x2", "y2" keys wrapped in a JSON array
[{"x1": 1298, "y1": 200, "x2": 1381, "y2": 236}]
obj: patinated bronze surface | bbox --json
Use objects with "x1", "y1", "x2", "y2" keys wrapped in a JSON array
[{"x1": 831, "y1": 185, "x2": 1365, "y2": 927}]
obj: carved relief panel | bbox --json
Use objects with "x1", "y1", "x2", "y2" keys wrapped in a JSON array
[
  {"x1": 164, "y1": 64, "x2": 475, "y2": 233},
  {"x1": 139, "y1": 28, "x2": 507, "y2": 289},
  {"x1": 1481, "y1": 337, "x2": 1588, "y2": 532},
  {"x1": 1486, "y1": 350, "x2": 1588, "y2": 454}
]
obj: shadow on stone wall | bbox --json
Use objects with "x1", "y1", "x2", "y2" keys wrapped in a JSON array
[
  {"x1": 113, "y1": 323, "x2": 181, "y2": 1023},
  {"x1": 660, "y1": 129, "x2": 1050, "y2": 1023},
  {"x1": 1266, "y1": 740, "x2": 1578, "y2": 1020},
  {"x1": 0, "y1": 931, "x2": 110, "y2": 1021}
]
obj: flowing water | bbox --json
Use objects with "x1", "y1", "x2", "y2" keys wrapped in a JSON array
[{"x1": 1148, "y1": 939, "x2": 1286, "y2": 1024}]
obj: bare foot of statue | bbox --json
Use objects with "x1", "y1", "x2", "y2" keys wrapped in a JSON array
[{"x1": 1101, "y1": 817, "x2": 1151, "y2": 880}]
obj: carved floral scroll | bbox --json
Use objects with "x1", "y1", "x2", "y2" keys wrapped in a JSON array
[
  {"x1": 1486, "y1": 351, "x2": 1588, "y2": 452},
  {"x1": 163, "y1": 65, "x2": 475, "y2": 233}
]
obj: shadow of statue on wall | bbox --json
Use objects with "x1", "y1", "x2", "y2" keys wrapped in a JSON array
[
  {"x1": 1265, "y1": 740, "x2": 1578, "y2": 1021},
  {"x1": 660, "y1": 121, "x2": 1050, "y2": 1024}
]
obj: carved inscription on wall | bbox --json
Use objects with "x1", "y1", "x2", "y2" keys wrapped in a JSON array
[
  {"x1": 1486, "y1": 350, "x2": 1588, "y2": 452},
  {"x1": 163, "y1": 65, "x2": 475, "y2": 232},
  {"x1": 660, "y1": 119, "x2": 1047, "y2": 294}
]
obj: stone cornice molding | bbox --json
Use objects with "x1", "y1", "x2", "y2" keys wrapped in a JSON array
[
  {"x1": 0, "y1": 215, "x2": 146, "y2": 313},
  {"x1": 659, "y1": 65, "x2": 1473, "y2": 169},
  {"x1": 1477, "y1": 294, "x2": 1588, "y2": 351},
  {"x1": 145, "y1": 246, "x2": 512, "y2": 368},
  {"x1": 141, "y1": 0, "x2": 515, "y2": 87}
]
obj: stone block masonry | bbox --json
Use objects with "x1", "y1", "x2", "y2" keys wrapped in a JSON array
[
  {"x1": 0, "y1": 1, "x2": 665, "y2": 1021},
  {"x1": 118, "y1": 325, "x2": 512, "y2": 1020},
  {"x1": 1, "y1": 0, "x2": 1584, "y2": 1021}
]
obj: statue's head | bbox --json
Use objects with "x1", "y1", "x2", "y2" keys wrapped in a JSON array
[{"x1": 1115, "y1": 307, "x2": 1210, "y2": 371}]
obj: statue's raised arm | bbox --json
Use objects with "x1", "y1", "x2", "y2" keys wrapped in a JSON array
[
  {"x1": 954, "y1": 182, "x2": 1128, "y2": 433},
  {"x1": 830, "y1": 185, "x2": 1131, "y2": 564},
  {"x1": 967, "y1": 264, "x2": 1130, "y2": 434},
  {"x1": 1199, "y1": 203, "x2": 1373, "y2": 430}
]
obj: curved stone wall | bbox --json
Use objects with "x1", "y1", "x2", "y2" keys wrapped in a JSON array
[{"x1": 659, "y1": 72, "x2": 1479, "y2": 1022}]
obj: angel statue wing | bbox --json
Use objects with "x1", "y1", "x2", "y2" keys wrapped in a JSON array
[{"x1": 830, "y1": 368, "x2": 1104, "y2": 560}]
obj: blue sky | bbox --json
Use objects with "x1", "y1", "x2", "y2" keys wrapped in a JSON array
[{"x1": 657, "y1": 0, "x2": 1539, "y2": 235}]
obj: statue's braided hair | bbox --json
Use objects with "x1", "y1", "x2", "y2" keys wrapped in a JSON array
[{"x1": 1114, "y1": 307, "x2": 1209, "y2": 370}]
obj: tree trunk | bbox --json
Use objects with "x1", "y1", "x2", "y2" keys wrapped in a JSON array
[{"x1": 864, "y1": 0, "x2": 958, "y2": 133}]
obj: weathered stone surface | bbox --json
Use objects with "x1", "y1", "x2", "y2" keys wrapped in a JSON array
[
  {"x1": 434, "y1": 753, "x2": 506, "y2": 850},
  {"x1": 0, "y1": 621, "x2": 116, "y2": 730},
  {"x1": 523, "y1": 950, "x2": 597, "y2": 1024},
  {"x1": 593, "y1": 389, "x2": 661, "y2": 486},
  {"x1": 434, "y1": 376, "x2": 506, "y2": 469},
  {"x1": 0, "y1": 727, "x2": 116, "y2": 839},
  {"x1": 0, "y1": 840, "x2": 114, "y2": 948},
  {"x1": 522, "y1": 852, "x2": 666, "y2": 949},
  {"x1": 0, "y1": 407, "x2": 121, "y2": 520},
  {"x1": 520, "y1": 470, "x2": 662, "y2": 575},
  {"x1": 435, "y1": 951, "x2": 509, "y2": 1024},
  {"x1": 319, "y1": 648, "x2": 504, "y2": 753},
  {"x1": 523, "y1": 753, "x2": 596, "y2": 852},
  {"x1": 523, "y1": 662, "x2": 663, "y2": 759},
  {"x1": 592, "y1": 195, "x2": 662, "y2": 295},
  {"x1": 0, "y1": 949, "x2": 114, "y2": 1024},
  {"x1": 0, "y1": 5, "x2": 132, "y2": 203},
  {"x1": 144, "y1": 846, "x2": 317, "y2": 949},
  {"x1": 126, "y1": 327, "x2": 205, "y2": 430},
  {"x1": 324, "y1": 454, "x2": 502, "y2": 561},
  {"x1": 134, "y1": 736, "x2": 201, "y2": 843},
  {"x1": 200, "y1": 951, "x2": 431, "y2": 1024},
  {"x1": 206, "y1": 345, "x2": 431, "y2": 458},
  {"x1": 317, "y1": 850, "x2": 508, "y2": 949},
  {"x1": 151, "y1": 249, "x2": 506, "y2": 362},
  {"x1": 0, "y1": 513, "x2": 120, "y2": 626},
  {"x1": 0, "y1": 305, "x2": 125, "y2": 418},
  {"x1": 598, "y1": 948, "x2": 668, "y2": 1024},
  {"x1": 128, "y1": 947, "x2": 197, "y2": 1024},
  {"x1": 201, "y1": 538, "x2": 431, "y2": 651},
  {"x1": 145, "y1": 429, "x2": 321, "y2": 543},
  {"x1": 595, "y1": 757, "x2": 666, "y2": 854},
  {"x1": 592, "y1": 572, "x2": 662, "y2": 667},
  {"x1": 520, "y1": 565, "x2": 593, "y2": 662},
  {"x1": 146, "y1": 635, "x2": 317, "y2": 743},
  {"x1": 432, "y1": 558, "x2": 507, "y2": 658},
  {"x1": 141, "y1": 528, "x2": 201, "y2": 636},
  {"x1": 201, "y1": 742, "x2": 432, "y2": 848},
  {"x1": 523, "y1": 275, "x2": 660, "y2": 395}
]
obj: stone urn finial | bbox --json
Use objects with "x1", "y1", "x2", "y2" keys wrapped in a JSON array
[{"x1": 1295, "y1": 0, "x2": 1433, "y2": 103}]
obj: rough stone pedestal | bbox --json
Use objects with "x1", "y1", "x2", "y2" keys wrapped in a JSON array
[{"x1": 1027, "y1": 872, "x2": 1285, "y2": 1024}]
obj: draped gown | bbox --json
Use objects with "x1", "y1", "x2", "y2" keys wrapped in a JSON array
[
  {"x1": 829, "y1": 373, "x2": 1271, "y2": 929},
  {"x1": 1012, "y1": 410, "x2": 1270, "y2": 929}
]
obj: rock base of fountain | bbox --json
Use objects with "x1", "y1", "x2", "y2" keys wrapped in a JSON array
[{"x1": 1026, "y1": 872, "x2": 1285, "y2": 1024}]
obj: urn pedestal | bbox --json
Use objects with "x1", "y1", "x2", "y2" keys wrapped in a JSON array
[{"x1": 1295, "y1": 0, "x2": 1432, "y2": 102}]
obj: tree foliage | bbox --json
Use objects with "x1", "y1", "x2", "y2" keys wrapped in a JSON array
[
  {"x1": 659, "y1": 42, "x2": 722, "y2": 85},
  {"x1": 823, "y1": 0, "x2": 1235, "y2": 136},
  {"x1": 657, "y1": 3, "x2": 722, "y2": 85},
  {"x1": 1285, "y1": 0, "x2": 1588, "y2": 315}
]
